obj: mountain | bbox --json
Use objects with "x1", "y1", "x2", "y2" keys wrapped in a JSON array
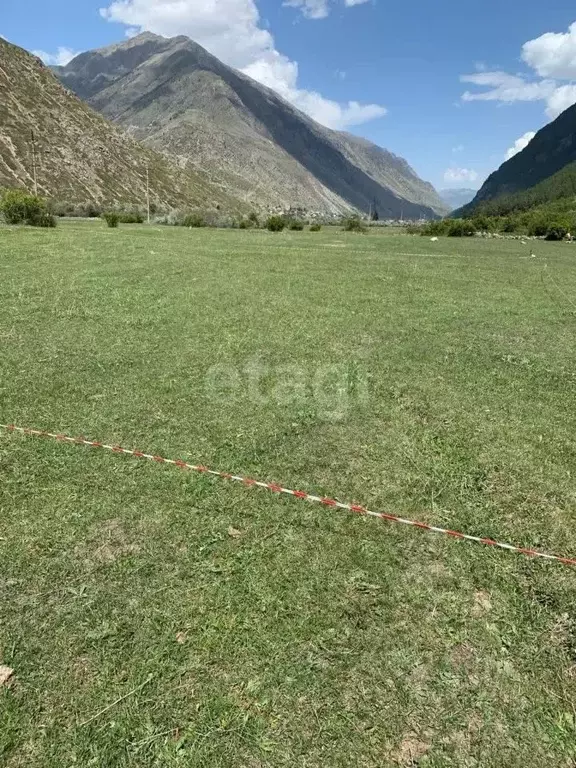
[
  {"x1": 53, "y1": 33, "x2": 448, "y2": 219},
  {"x1": 439, "y1": 188, "x2": 477, "y2": 212},
  {"x1": 0, "y1": 36, "x2": 239, "y2": 210},
  {"x1": 455, "y1": 162, "x2": 576, "y2": 220},
  {"x1": 461, "y1": 104, "x2": 576, "y2": 215}
]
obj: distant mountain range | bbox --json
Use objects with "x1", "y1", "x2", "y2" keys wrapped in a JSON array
[
  {"x1": 0, "y1": 37, "x2": 238, "y2": 211},
  {"x1": 53, "y1": 33, "x2": 448, "y2": 218},
  {"x1": 460, "y1": 102, "x2": 576, "y2": 216},
  {"x1": 439, "y1": 188, "x2": 477, "y2": 211}
]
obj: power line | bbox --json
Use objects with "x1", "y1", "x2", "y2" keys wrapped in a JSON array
[
  {"x1": 146, "y1": 163, "x2": 150, "y2": 224},
  {"x1": 30, "y1": 130, "x2": 38, "y2": 196}
]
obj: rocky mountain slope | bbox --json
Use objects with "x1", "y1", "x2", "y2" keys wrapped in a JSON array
[
  {"x1": 462, "y1": 103, "x2": 576, "y2": 213},
  {"x1": 0, "y1": 37, "x2": 239, "y2": 210},
  {"x1": 54, "y1": 33, "x2": 447, "y2": 218}
]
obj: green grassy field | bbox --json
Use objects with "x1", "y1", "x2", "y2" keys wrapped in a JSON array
[{"x1": 1, "y1": 221, "x2": 576, "y2": 767}]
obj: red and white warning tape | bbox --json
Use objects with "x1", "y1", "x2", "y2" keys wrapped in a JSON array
[{"x1": 2, "y1": 422, "x2": 576, "y2": 568}]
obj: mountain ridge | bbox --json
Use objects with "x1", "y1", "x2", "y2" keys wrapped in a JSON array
[
  {"x1": 54, "y1": 33, "x2": 448, "y2": 219},
  {"x1": 460, "y1": 103, "x2": 576, "y2": 215}
]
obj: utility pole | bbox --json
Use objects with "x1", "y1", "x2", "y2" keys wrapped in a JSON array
[
  {"x1": 30, "y1": 130, "x2": 38, "y2": 196},
  {"x1": 146, "y1": 163, "x2": 150, "y2": 224}
]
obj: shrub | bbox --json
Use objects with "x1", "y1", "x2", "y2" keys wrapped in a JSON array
[
  {"x1": 103, "y1": 212, "x2": 120, "y2": 228},
  {"x1": 405, "y1": 224, "x2": 422, "y2": 235},
  {"x1": 527, "y1": 217, "x2": 549, "y2": 237},
  {"x1": 420, "y1": 218, "x2": 475, "y2": 237},
  {"x1": 50, "y1": 201, "x2": 75, "y2": 218},
  {"x1": 309, "y1": 223, "x2": 322, "y2": 232},
  {"x1": 447, "y1": 219, "x2": 475, "y2": 237},
  {"x1": 289, "y1": 220, "x2": 304, "y2": 231},
  {"x1": 181, "y1": 213, "x2": 206, "y2": 228},
  {"x1": 472, "y1": 215, "x2": 492, "y2": 232},
  {"x1": 218, "y1": 215, "x2": 237, "y2": 229},
  {"x1": 420, "y1": 220, "x2": 450, "y2": 237},
  {"x1": 118, "y1": 212, "x2": 144, "y2": 224},
  {"x1": 266, "y1": 215, "x2": 286, "y2": 232},
  {"x1": 342, "y1": 215, "x2": 366, "y2": 233},
  {"x1": 83, "y1": 202, "x2": 102, "y2": 219},
  {"x1": 32, "y1": 211, "x2": 57, "y2": 228},
  {"x1": 155, "y1": 210, "x2": 181, "y2": 226},
  {"x1": 545, "y1": 225, "x2": 568, "y2": 241},
  {"x1": 498, "y1": 216, "x2": 519, "y2": 233},
  {"x1": 237, "y1": 212, "x2": 260, "y2": 229},
  {"x1": 0, "y1": 190, "x2": 57, "y2": 227},
  {"x1": 1, "y1": 189, "x2": 44, "y2": 225},
  {"x1": 49, "y1": 201, "x2": 103, "y2": 219}
]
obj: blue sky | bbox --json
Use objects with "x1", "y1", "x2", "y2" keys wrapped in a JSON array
[{"x1": 3, "y1": 0, "x2": 576, "y2": 191}]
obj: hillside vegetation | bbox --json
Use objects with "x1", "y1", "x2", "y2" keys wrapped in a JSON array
[
  {"x1": 458, "y1": 162, "x2": 576, "y2": 218},
  {"x1": 0, "y1": 37, "x2": 240, "y2": 211},
  {"x1": 461, "y1": 99, "x2": 576, "y2": 224},
  {"x1": 464, "y1": 101, "x2": 576, "y2": 210},
  {"x1": 448, "y1": 162, "x2": 576, "y2": 240}
]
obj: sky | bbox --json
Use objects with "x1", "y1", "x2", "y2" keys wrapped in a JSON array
[{"x1": 3, "y1": 0, "x2": 576, "y2": 191}]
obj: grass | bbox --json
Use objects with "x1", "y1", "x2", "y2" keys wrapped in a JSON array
[{"x1": 1, "y1": 221, "x2": 576, "y2": 766}]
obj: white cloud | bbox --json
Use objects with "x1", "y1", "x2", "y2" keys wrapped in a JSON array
[
  {"x1": 461, "y1": 21, "x2": 576, "y2": 119},
  {"x1": 545, "y1": 83, "x2": 576, "y2": 118},
  {"x1": 242, "y1": 52, "x2": 386, "y2": 128},
  {"x1": 285, "y1": 0, "x2": 370, "y2": 18},
  {"x1": 461, "y1": 69, "x2": 576, "y2": 119},
  {"x1": 461, "y1": 71, "x2": 556, "y2": 105},
  {"x1": 100, "y1": 0, "x2": 386, "y2": 129},
  {"x1": 33, "y1": 46, "x2": 79, "y2": 66},
  {"x1": 284, "y1": 0, "x2": 330, "y2": 19},
  {"x1": 452, "y1": 144, "x2": 464, "y2": 153},
  {"x1": 444, "y1": 168, "x2": 479, "y2": 184},
  {"x1": 522, "y1": 22, "x2": 576, "y2": 79},
  {"x1": 505, "y1": 131, "x2": 536, "y2": 160}
]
